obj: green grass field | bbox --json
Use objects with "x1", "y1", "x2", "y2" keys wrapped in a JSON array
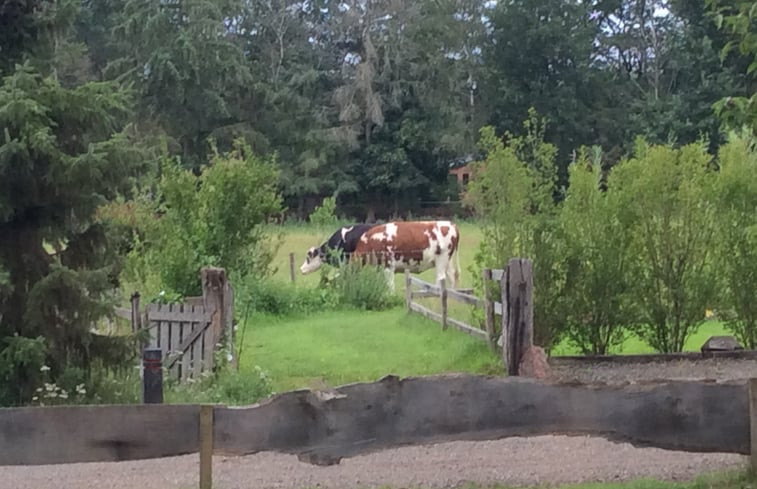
[
  {"x1": 238, "y1": 221, "x2": 730, "y2": 393},
  {"x1": 237, "y1": 308, "x2": 502, "y2": 393},
  {"x1": 328, "y1": 471, "x2": 754, "y2": 489},
  {"x1": 445, "y1": 471, "x2": 753, "y2": 489}
]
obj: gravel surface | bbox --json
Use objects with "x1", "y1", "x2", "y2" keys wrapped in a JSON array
[
  {"x1": 3, "y1": 358, "x2": 753, "y2": 489},
  {"x1": 2, "y1": 436, "x2": 747, "y2": 489},
  {"x1": 549, "y1": 357, "x2": 757, "y2": 384}
]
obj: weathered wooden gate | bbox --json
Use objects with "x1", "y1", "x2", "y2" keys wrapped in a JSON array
[
  {"x1": 118, "y1": 267, "x2": 235, "y2": 382},
  {"x1": 144, "y1": 302, "x2": 214, "y2": 381}
]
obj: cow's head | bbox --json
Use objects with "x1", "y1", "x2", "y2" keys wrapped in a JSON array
[{"x1": 300, "y1": 246, "x2": 324, "y2": 274}]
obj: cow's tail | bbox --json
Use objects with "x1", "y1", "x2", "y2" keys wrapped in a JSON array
[{"x1": 453, "y1": 239, "x2": 461, "y2": 289}]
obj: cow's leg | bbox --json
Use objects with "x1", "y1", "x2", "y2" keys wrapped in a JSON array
[
  {"x1": 435, "y1": 259, "x2": 448, "y2": 288},
  {"x1": 446, "y1": 251, "x2": 461, "y2": 289},
  {"x1": 384, "y1": 266, "x2": 396, "y2": 293}
]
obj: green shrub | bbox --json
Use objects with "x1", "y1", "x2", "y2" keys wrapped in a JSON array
[
  {"x1": 308, "y1": 195, "x2": 339, "y2": 229},
  {"x1": 612, "y1": 138, "x2": 718, "y2": 353},
  {"x1": 466, "y1": 111, "x2": 568, "y2": 350},
  {"x1": 711, "y1": 131, "x2": 757, "y2": 348},
  {"x1": 330, "y1": 262, "x2": 402, "y2": 311},
  {"x1": 236, "y1": 277, "x2": 339, "y2": 316},
  {"x1": 0, "y1": 336, "x2": 47, "y2": 406},
  {"x1": 165, "y1": 365, "x2": 274, "y2": 405},
  {"x1": 118, "y1": 138, "x2": 284, "y2": 298},
  {"x1": 558, "y1": 146, "x2": 639, "y2": 355}
]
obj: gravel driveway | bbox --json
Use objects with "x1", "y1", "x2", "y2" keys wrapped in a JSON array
[
  {"x1": 2, "y1": 435, "x2": 746, "y2": 489},
  {"x1": 3, "y1": 358, "x2": 752, "y2": 489}
]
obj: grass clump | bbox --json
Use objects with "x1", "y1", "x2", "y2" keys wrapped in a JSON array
[
  {"x1": 164, "y1": 365, "x2": 273, "y2": 406},
  {"x1": 329, "y1": 263, "x2": 403, "y2": 311}
]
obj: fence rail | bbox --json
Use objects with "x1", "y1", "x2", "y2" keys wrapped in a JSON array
[
  {"x1": 405, "y1": 273, "x2": 492, "y2": 343},
  {"x1": 405, "y1": 258, "x2": 535, "y2": 375},
  {"x1": 2, "y1": 375, "x2": 756, "y2": 489}
]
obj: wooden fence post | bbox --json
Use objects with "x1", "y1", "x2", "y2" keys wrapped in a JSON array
[
  {"x1": 199, "y1": 404, "x2": 214, "y2": 489},
  {"x1": 130, "y1": 292, "x2": 141, "y2": 333},
  {"x1": 482, "y1": 268, "x2": 496, "y2": 351},
  {"x1": 503, "y1": 258, "x2": 533, "y2": 375},
  {"x1": 750, "y1": 378, "x2": 757, "y2": 473},
  {"x1": 289, "y1": 252, "x2": 296, "y2": 283},
  {"x1": 142, "y1": 348, "x2": 163, "y2": 404},
  {"x1": 405, "y1": 270, "x2": 412, "y2": 312},
  {"x1": 440, "y1": 278, "x2": 448, "y2": 330},
  {"x1": 201, "y1": 268, "x2": 234, "y2": 372}
]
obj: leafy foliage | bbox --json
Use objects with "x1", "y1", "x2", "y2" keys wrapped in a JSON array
[
  {"x1": 711, "y1": 131, "x2": 757, "y2": 347},
  {"x1": 329, "y1": 262, "x2": 402, "y2": 311},
  {"x1": 612, "y1": 139, "x2": 718, "y2": 353},
  {"x1": 127, "y1": 139, "x2": 283, "y2": 297},
  {"x1": 466, "y1": 111, "x2": 567, "y2": 349},
  {"x1": 559, "y1": 147, "x2": 639, "y2": 355},
  {"x1": 236, "y1": 278, "x2": 339, "y2": 317},
  {"x1": 0, "y1": 64, "x2": 147, "y2": 405},
  {"x1": 308, "y1": 195, "x2": 339, "y2": 229},
  {"x1": 165, "y1": 365, "x2": 273, "y2": 406},
  {"x1": 708, "y1": 0, "x2": 757, "y2": 136}
]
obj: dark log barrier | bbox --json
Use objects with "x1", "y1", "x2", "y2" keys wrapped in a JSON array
[
  {"x1": 0, "y1": 375, "x2": 751, "y2": 468},
  {"x1": 213, "y1": 375, "x2": 749, "y2": 463},
  {"x1": 0, "y1": 404, "x2": 199, "y2": 465}
]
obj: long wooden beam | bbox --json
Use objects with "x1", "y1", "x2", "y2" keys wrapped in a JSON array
[
  {"x1": 213, "y1": 375, "x2": 750, "y2": 463},
  {"x1": 0, "y1": 375, "x2": 750, "y2": 467}
]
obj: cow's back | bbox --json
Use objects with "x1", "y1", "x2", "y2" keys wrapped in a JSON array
[
  {"x1": 341, "y1": 223, "x2": 375, "y2": 253},
  {"x1": 354, "y1": 220, "x2": 460, "y2": 263}
]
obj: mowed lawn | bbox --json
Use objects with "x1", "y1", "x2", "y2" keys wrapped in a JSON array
[
  {"x1": 238, "y1": 309, "x2": 502, "y2": 393},
  {"x1": 244, "y1": 221, "x2": 732, "y2": 392}
]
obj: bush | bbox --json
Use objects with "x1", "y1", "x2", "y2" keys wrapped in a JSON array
[
  {"x1": 165, "y1": 365, "x2": 274, "y2": 405},
  {"x1": 117, "y1": 138, "x2": 283, "y2": 298},
  {"x1": 558, "y1": 146, "x2": 639, "y2": 355},
  {"x1": 465, "y1": 111, "x2": 568, "y2": 350},
  {"x1": 308, "y1": 195, "x2": 340, "y2": 229},
  {"x1": 711, "y1": 131, "x2": 757, "y2": 348},
  {"x1": 612, "y1": 138, "x2": 718, "y2": 353},
  {"x1": 0, "y1": 336, "x2": 47, "y2": 406},
  {"x1": 236, "y1": 277, "x2": 339, "y2": 317},
  {"x1": 330, "y1": 262, "x2": 402, "y2": 311}
]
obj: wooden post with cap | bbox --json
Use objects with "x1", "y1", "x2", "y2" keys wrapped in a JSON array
[
  {"x1": 142, "y1": 348, "x2": 163, "y2": 404},
  {"x1": 199, "y1": 404, "x2": 214, "y2": 489}
]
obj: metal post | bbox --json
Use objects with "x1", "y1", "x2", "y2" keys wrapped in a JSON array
[{"x1": 142, "y1": 348, "x2": 163, "y2": 404}]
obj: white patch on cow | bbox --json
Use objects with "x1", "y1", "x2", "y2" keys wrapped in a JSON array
[
  {"x1": 371, "y1": 232, "x2": 386, "y2": 241},
  {"x1": 360, "y1": 235, "x2": 369, "y2": 243},
  {"x1": 340, "y1": 226, "x2": 354, "y2": 241},
  {"x1": 300, "y1": 247, "x2": 323, "y2": 274},
  {"x1": 385, "y1": 222, "x2": 398, "y2": 241}
]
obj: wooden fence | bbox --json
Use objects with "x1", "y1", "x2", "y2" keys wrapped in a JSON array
[
  {"x1": 405, "y1": 258, "x2": 535, "y2": 375},
  {"x1": 1, "y1": 374, "x2": 756, "y2": 489},
  {"x1": 404, "y1": 272, "x2": 490, "y2": 342},
  {"x1": 113, "y1": 267, "x2": 235, "y2": 382}
]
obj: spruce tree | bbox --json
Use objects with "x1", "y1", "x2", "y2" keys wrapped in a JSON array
[{"x1": 0, "y1": 62, "x2": 145, "y2": 404}]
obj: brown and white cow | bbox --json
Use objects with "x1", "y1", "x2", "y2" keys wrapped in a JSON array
[{"x1": 352, "y1": 220, "x2": 461, "y2": 292}]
